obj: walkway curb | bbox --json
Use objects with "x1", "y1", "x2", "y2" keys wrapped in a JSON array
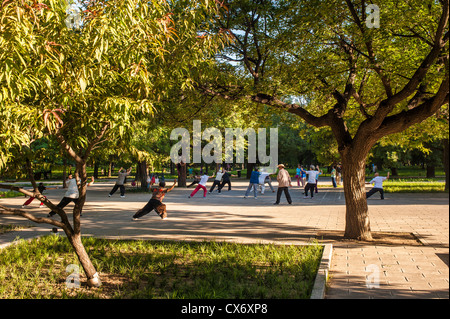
[
  {"x1": 310, "y1": 244, "x2": 333, "y2": 299},
  {"x1": 0, "y1": 231, "x2": 44, "y2": 250}
]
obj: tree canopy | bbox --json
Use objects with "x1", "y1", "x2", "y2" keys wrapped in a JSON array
[
  {"x1": 0, "y1": 0, "x2": 230, "y2": 285},
  {"x1": 198, "y1": 0, "x2": 449, "y2": 239}
]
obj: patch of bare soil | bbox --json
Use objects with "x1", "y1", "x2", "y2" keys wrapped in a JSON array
[{"x1": 59, "y1": 273, "x2": 133, "y2": 298}]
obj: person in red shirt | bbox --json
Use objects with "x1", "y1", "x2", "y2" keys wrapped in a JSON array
[{"x1": 132, "y1": 179, "x2": 177, "y2": 220}]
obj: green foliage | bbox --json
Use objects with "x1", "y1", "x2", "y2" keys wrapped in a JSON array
[
  {"x1": 0, "y1": 0, "x2": 229, "y2": 170},
  {"x1": 211, "y1": 0, "x2": 448, "y2": 144}
]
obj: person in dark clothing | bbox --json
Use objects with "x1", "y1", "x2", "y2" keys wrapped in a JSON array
[
  {"x1": 187, "y1": 172, "x2": 201, "y2": 188},
  {"x1": 48, "y1": 174, "x2": 94, "y2": 217},
  {"x1": 244, "y1": 167, "x2": 260, "y2": 199},
  {"x1": 132, "y1": 179, "x2": 177, "y2": 220},
  {"x1": 218, "y1": 169, "x2": 235, "y2": 192}
]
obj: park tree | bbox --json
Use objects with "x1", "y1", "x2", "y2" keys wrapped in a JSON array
[
  {"x1": 0, "y1": 0, "x2": 228, "y2": 286},
  {"x1": 373, "y1": 102, "x2": 449, "y2": 184},
  {"x1": 200, "y1": 0, "x2": 449, "y2": 240}
]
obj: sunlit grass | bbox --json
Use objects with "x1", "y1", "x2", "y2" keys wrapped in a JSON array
[
  {"x1": 0, "y1": 236, "x2": 323, "y2": 299},
  {"x1": 0, "y1": 190, "x2": 23, "y2": 198},
  {"x1": 382, "y1": 180, "x2": 446, "y2": 193}
]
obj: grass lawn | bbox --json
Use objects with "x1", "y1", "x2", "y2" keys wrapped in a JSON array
[
  {"x1": 0, "y1": 190, "x2": 24, "y2": 198},
  {"x1": 0, "y1": 235, "x2": 323, "y2": 299},
  {"x1": 382, "y1": 180, "x2": 446, "y2": 193}
]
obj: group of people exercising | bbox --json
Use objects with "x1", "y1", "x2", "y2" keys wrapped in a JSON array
[{"x1": 20, "y1": 164, "x2": 389, "y2": 222}]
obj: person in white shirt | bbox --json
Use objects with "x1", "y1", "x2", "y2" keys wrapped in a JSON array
[
  {"x1": 48, "y1": 174, "x2": 94, "y2": 217},
  {"x1": 209, "y1": 169, "x2": 224, "y2": 193},
  {"x1": 258, "y1": 169, "x2": 274, "y2": 194},
  {"x1": 366, "y1": 172, "x2": 389, "y2": 200},
  {"x1": 304, "y1": 165, "x2": 319, "y2": 199},
  {"x1": 188, "y1": 173, "x2": 213, "y2": 198}
]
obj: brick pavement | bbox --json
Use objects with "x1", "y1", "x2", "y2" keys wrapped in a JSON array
[{"x1": 0, "y1": 180, "x2": 448, "y2": 299}]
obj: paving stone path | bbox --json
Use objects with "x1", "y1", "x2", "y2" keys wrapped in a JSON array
[{"x1": 1, "y1": 180, "x2": 448, "y2": 298}]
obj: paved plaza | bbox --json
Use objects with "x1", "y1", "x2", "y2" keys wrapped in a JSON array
[{"x1": 0, "y1": 180, "x2": 448, "y2": 299}]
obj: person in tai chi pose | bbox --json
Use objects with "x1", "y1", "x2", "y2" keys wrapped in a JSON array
[
  {"x1": 209, "y1": 168, "x2": 224, "y2": 193},
  {"x1": 48, "y1": 174, "x2": 94, "y2": 217},
  {"x1": 244, "y1": 167, "x2": 261, "y2": 199},
  {"x1": 274, "y1": 164, "x2": 292, "y2": 205},
  {"x1": 188, "y1": 173, "x2": 213, "y2": 198},
  {"x1": 132, "y1": 179, "x2": 177, "y2": 220},
  {"x1": 108, "y1": 167, "x2": 132, "y2": 198},
  {"x1": 303, "y1": 165, "x2": 320, "y2": 199},
  {"x1": 22, "y1": 182, "x2": 58, "y2": 209},
  {"x1": 366, "y1": 171, "x2": 390, "y2": 200}
]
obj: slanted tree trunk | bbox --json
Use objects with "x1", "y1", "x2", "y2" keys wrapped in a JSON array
[
  {"x1": 66, "y1": 231, "x2": 100, "y2": 286},
  {"x1": 71, "y1": 161, "x2": 101, "y2": 287},
  {"x1": 0, "y1": 159, "x2": 102, "y2": 287}
]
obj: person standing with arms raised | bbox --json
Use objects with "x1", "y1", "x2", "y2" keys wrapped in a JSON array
[
  {"x1": 366, "y1": 171, "x2": 390, "y2": 200},
  {"x1": 108, "y1": 167, "x2": 132, "y2": 198}
]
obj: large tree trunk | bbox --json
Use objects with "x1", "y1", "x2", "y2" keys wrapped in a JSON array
[
  {"x1": 341, "y1": 149, "x2": 373, "y2": 241},
  {"x1": 137, "y1": 161, "x2": 148, "y2": 189},
  {"x1": 178, "y1": 162, "x2": 187, "y2": 187},
  {"x1": 444, "y1": 138, "x2": 449, "y2": 191}
]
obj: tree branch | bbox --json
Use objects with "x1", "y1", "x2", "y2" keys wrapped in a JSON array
[
  {"x1": 0, "y1": 204, "x2": 66, "y2": 229},
  {"x1": 345, "y1": 0, "x2": 394, "y2": 97},
  {"x1": 0, "y1": 183, "x2": 73, "y2": 229},
  {"x1": 392, "y1": 29, "x2": 434, "y2": 47},
  {"x1": 54, "y1": 128, "x2": 84, "y2": 164},
  {"x1": 84, "y1": 122, "x2": 109, "y2": 159},
  {"x1": 375, "y1": 77, "x2": 449, "y2": 138},
  {"x1": 384, "y1": 1, "x2": 448, "y2": 107},
  {"x1": 249, "y1": 93, "x2": 331, "y2": 128}
]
